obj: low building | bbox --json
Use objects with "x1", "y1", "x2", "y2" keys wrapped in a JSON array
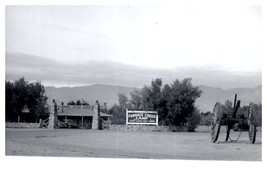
[{"x1": 56, "y1": 104, "x2": 112, "y2": 129}]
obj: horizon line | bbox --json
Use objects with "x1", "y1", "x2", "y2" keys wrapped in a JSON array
[{"x1": 43, "y1": 82, "x2": 261, "y2": 91}]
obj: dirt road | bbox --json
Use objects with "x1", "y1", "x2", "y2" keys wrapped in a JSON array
[{"x1": 5, "y1": 128, "x2": 261, "y2": 161}]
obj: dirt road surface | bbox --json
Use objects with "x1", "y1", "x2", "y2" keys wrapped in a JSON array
[{"x1": 5, "y1": 128, "x2": 261, "y2": 161}]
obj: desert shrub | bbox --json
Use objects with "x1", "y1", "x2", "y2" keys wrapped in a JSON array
[
  {"x1": 187, "y1": 109, "x2": 201, "y2": 132},
  {"x1": 199, "y1": 111, "x2": 213, "y2": 126}
]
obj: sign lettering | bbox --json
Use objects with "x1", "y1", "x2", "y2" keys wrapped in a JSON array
[{"x1": 126, "y1": 110, "x2": 158, "y2": 126}]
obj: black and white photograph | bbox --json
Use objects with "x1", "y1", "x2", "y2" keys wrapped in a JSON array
[{"x1": 1, "y1": 0, "x2": 265, "y2": 173}]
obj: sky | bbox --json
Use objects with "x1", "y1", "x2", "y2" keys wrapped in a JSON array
[{"x1": 5, "y1": 5, "x2": 262, "y2": 88}]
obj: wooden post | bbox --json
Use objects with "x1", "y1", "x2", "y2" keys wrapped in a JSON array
[
  {"x1": 39, "y1": 119, "x2": 42, "y2": 128},
  {"x1": 156, "y1": 112, "x2": 158, "y2": 126},
  {"x1": 107, "y1": 117, "x2": 110, "y2": 129},
  {"x1": 233, "y1": 94, "x2": 237, "y2": 108},
  {"x1": 18, "y1": 115, "x2": 20, "y2": 123},
  {"x1": 126, "y1": 108, "x2": 128, "y2": 125},
  {"x1": 82, "y1": 116, "x2": 84, "y2": 128}
]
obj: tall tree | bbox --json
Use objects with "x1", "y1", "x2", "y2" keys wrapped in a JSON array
[
  {"x1": 27, "y1": 82, "x2": 48, "y2": 121},
  {"x1": 67, "y1": 100, "x2": 76, "y2": 105},
  {"x1": 76, "y1": 99, "x2": 81, "y2": 105},
  {"x1": 130, "y1": 89, "x2": 143, "y2": 110},
  {"x1": 158, "y1": 84, "x2": 172, "y2": 125},
  {"x1": 130, "y1": 78, "x2": 162, "y2": 111},
  {"x1": 150, "y1": 78, "x2": 162, "y2": 111},
  {"x1": 166, "y1": 78, "x2": 202, "y2": 125},
  {"x1": 109, "y1": 92, "x2": 130, "y2": 125},
  {"x1": 129, "y1": 78, "x2": 202, "y2": 127},
  {"x1": 5, "y1": 77, "x2": 48, "y2": 122},
  {"x1": 6, "y1": 81, "x2": 16, "y2": 121}
]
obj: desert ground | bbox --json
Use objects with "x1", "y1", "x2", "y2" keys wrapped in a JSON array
[{"x1": 5, "y1": 128, "x2": 261, "y2": 161}]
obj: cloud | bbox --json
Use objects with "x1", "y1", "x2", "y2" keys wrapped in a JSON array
[
  {"x1": 6, "y1": 6, "x2": 262, "y2": 72},
  {"x1": 5, "y1": 52, "x2": 261, "y2": 89}
]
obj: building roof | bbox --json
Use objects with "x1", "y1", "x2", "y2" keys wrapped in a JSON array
[
  {"x1": 57, "y1": 105, "x2": 112, "y2": 117},
  {"x1": 100, "y1": 112, "x2": 113, "y2": 117}
]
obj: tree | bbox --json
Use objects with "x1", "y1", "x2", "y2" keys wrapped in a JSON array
[
  {"x1": 76, "y1": 99, "x2": 81, "y2": 105},
  {"x1": 187, "y1": 109, "x2": 201, "y2": 132},
  {"x1": 127, "y1": 78, "x2": 202, "y2": 128},
  {"x1": 109, "y1": 93, "x2": 130, "y2": 125},
  {"x1": 6, "y1": 81, "x2": 16, "y2": 121},
  {"x1": 13, "y1": 77, "x2": 29, "y2": 118},
  {"x1": 130, "y1": 89, "x2": 143, "y2": 110},
  {"x1": 150, "y1": 78, "x2": 163, "y2": 111},
  {"x1": 6, "y1": 77, "x2": 30, "y2": 122},
  {"x1": 67, "y1": 100, "x2": 76, "y2": 105},
  {"x1": 81, "y1": 99, "x2": 89, "y2": 106},
  {"x1": 222, "y1": 100, "x2": 233, "y2": 116},
  {"x1": 5, "y1": 77, "x2": 48, "y2": 122},
  {"x1": 166, "y1": 78, "x2": 202, "y2": 126},
  {"x1": 118, "y1": 93, "x2": 128, "y2": 108},
  {"x1": 158, "y1": 84, "x2": 172, "y2": 125},
  {"x1": 27, "y1": 82, "x2": 48, "y2": 121},
  {"x1": 101, "y1": 102, "x2": 108, "y2": 113},
  {"x1": 220, "y1": 100, "x2": 262, "y2": 128},
  {"x1": 130, "y1": 78, "x2": 162, "y2": 111},
  {"x1": 199, "y1": 111, "x2": 213, "y2": 126}
]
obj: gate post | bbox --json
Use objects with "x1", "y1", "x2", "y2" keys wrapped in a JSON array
[
  {"x1": 92, "y1": 100, "x2": 101, "y2": 130},
  {"x1": 48, "y1": 99, "x2": 58, "y2": 129}
]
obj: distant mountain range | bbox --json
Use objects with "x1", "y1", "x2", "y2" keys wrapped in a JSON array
[
  {"x1": 44, "y1": 84, "x2": 261, "y2": 112},
  {"x1": 45, "y1": 84, "x2": 137, "y2": 108},
  {"x1": 6, "y1": 52, "x2": 261, "y2": 90},
  {"x1": 196, "y1": 85, "x2": 261, "y2": 112},
  {"x1": 7, "y1": 52, "x2": 262, "y2": 112}
]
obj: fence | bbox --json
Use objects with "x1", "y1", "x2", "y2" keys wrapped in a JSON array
[
  {"x1": 40, "y1": 118, "x2": 49, "y2": 128},
  {"x1": 6, "y1": 122, "x2": 41, "y2": 128},
  {"x1": 6, "y1": 118, "x2": 48, "y2": 128},
  {"x1": 109, "y1": 125, "x2": 189, "y2": 132}
]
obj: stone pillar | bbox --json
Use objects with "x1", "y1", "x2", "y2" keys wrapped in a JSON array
[
  {"x1": 48, "y1": 100, "x2": 58, "y2": 129},
  {"x1": 92, "y1": 100, "x2": 101, "y2": 130}
]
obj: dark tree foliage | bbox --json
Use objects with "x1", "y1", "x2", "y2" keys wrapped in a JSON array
[
  {"x1": 130, "y1": 79, "x2": 162, "y2": 111},
  {"x1": 76, "y1": 99, "x2": 82, "y2": 105},
  {"x1": 100, "y1": 102, "x2": 108, "y2": 113},
  {"x1": 159, "y1": 78, "x2": 202, "y2": 126},
  {"x1": 81, "y1": 99, "x2": 89, "y2": 106},
  {"x1": 221, "y1": 100, "x2": 233, "y2": 116},
  {"x1": 198, "y1": 101, "x2": 262, "y2": 127},
  {"x1": 221, "y1": 101, "x2": 262, "y2": 126},
  {"x1": 67, "y1": 100, "x2": 76, "y2": 105},
  {"x1": 108, "y1": 93, "x2": 130, "y2": 125},
  {"x1": 199, "y1": 111, "x2": 213, "y2": 126},
  {"x1": 130, "y1": 89, "x2": 143, "y2": 110},
  {"x1": 110, "y1": 78, "x2": 202, "y2": 129},
  {"x1": 5, "y1": 77, "x2": 48, "y2": 122},
  {"x1": 187, "y1": 108, "x2": 201, "y2": 132},
  {"x1": 67, "y1": 99, "x2": 89, "y2": 106},
  {"x1": 27, "y1": 82, "x2": 48, "y2": 120},
  {"x1": 6, "y1": 81, "x2": 16, "y2": 121}
]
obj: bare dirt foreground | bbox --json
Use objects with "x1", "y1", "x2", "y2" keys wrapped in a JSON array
[{"x1": 5, "y1": 128, "x2": 261, "y2": 161}]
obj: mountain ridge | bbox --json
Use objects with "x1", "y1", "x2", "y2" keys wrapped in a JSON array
[
  {"x1": 44, "y1": 84, "x2": 261, "y2": 112},
  {"x1": 6, "y1": 52, "x2": 262, "y2": 89}
]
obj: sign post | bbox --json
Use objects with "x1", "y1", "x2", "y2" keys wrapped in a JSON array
[{"x1": 126, "y1": 109, "x2": 158, "y2": 126}]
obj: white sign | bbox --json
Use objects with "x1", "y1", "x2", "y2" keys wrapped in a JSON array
[{"x1": 126, "y1": 109, "x2": 158, "y2": 126}]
